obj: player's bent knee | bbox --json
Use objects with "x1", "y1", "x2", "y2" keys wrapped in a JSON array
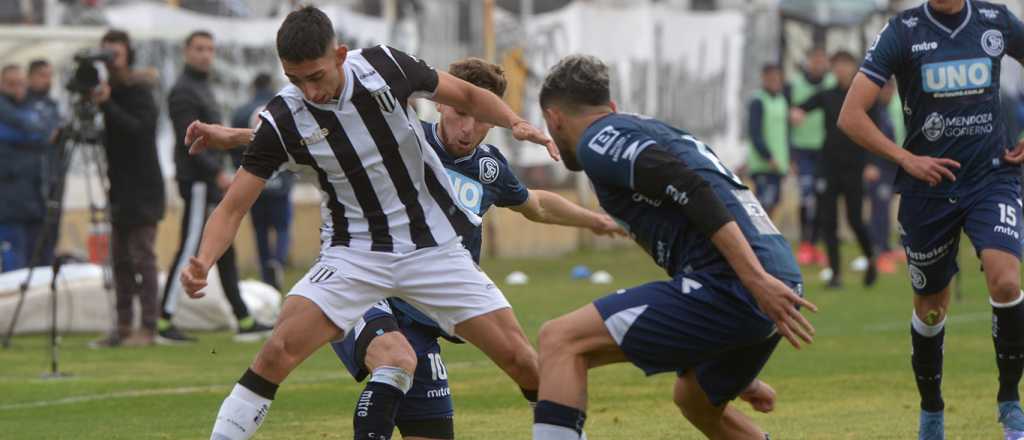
[
  {"x1": 537, "y1": 318, "x2": 575, "y2": 355},
  {"x1": 987, "y1": 275, "x2": 1021, "y2": 303},
  {"x1": 365, "y1": 332, "x2": 417, "y2": 374}
]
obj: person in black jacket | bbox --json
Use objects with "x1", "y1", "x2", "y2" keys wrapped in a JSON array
[
  {"x1": 161, "y1": 30, "x2": 271, "y2": 343},
  {"x1": 89, "y1": 30, "x2": 166, "y2": 348},
  {"x1": 791, "y1": 50, "x2": 878, "y2": 289}
]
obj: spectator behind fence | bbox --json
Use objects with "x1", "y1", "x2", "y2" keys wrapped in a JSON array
[
  {"x1": 789, "y1": 46, "x2": 833, "y2": 267},
  {"x1": 161, "y1": 30, "x2": 272, "y2": 344},
  {"x1": 0, "y1": 64, "x2": 50, "y2": 272},
  {"x1": 229, "y1": 73, "x2": 294, "y2": 291},
  {"x1": 25, "y1": 59, "x2": 62, "y2": 266},
  {"x1": 89, "y1": 29, "x2": 167, "y2": 348},
  {"x1": 747, "y1": 63, "x2": 788, "y2": 218},
  {"x1": 791, "y1": 50, "x2": 878, "y2": 289},
  {"x1": 864, "y1": 79, "x2": 905, "y2": 275}
]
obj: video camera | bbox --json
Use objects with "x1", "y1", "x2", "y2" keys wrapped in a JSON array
[{"x1": 66, "y1": 49, "x2": 112, "y2": 94}]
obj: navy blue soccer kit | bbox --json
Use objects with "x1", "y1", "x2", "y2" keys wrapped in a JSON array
[
  {"x1": 331, "y1": 120, "x2": 529, "y2": 429},
  {"x1": 576, "y1": 112, "x2": 803, "y2": 405},
  {"x1": 861, "y1": 0, "x2": 1024, "y2": 294}
]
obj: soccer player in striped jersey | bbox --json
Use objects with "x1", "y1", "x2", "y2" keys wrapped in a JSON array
[
  {"x1": 178, "y1": 7, "x2": 559, "y2": 440},
  {"x1": 331, "y1": 57, "x2": 624, "y2": 440}
]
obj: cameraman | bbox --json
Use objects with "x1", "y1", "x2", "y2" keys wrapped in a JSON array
[
  {"x1": 89, "y1": 29, "x2": 166, "y2": 347},
  {"x1": 160, "y1": 31, "x2": 270, "y2": 343}
]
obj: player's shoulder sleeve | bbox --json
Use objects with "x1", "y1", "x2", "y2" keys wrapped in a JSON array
[
  {"x1": 577, "y1": 116, "x2": 657, "y2": 190},
  {"x1": 995, "y1": 4, "x2": 1024, "y2": 60},
  {"x1": 380, "y1": 45, "x2": 440, "y2": 99},
  {"x1": 487, "y1": 145, "x2": 530, "y2": 207},
  {"x1": 861, "y1": 15, "x2": 906, "y2": 86},
  {"x1": 241, "y1": 112, "x2": 289, "y2": 180}
]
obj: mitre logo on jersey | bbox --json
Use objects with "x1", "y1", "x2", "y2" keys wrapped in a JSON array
[
  {"x1": 921, "y1": 58, "x2": 991, "y2": 97},
  {"x1": 982, "y1": 29, "x2": 1004, "y2": 57},
  {"x1": 911, "y1": 41, "x2": 937, "y2": 53},
  {"x1": 479, "y1": 157, "x2": 500, "y2": 183},
  {"x1": 371, "y1": 85, "x2": 398, "y2": 113}
]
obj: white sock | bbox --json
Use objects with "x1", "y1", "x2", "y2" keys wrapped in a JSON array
[
  {"x1": 211, "y1": 384, "x2": 272, "y2": 440},
  {"x1": 533, "y1": 423, "x2": 582, "y2": 440}
]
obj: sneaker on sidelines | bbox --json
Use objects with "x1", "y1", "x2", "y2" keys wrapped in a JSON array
[
  {"x1": 877, "y1": 253, "x2": 897, "y2": 274},
  {"x1": 919, "y1": 409, "x2": 944, "y2": 440},
  {"x1": 999, "y1": 401, "x2": 1024, "y2": 440},
  {"x1": 796, "y1": 242, "x2": 815, "y2": 266},
  {"x1": 157, "y1": 322, "x2": 198, "y2": 345},
  {"x1": 88, "y1": 332, "x2": 122, "y2": 349},
  {"x1": 235, "y1": 318, "x2": 273, "y2": 343}
]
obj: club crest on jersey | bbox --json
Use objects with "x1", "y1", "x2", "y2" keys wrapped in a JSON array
[
  {"x1": 309, "y1": 264, "x2": 337, "y2": 283},
  {"x1": 371, "y1": 85, "x2": 398, "y2": 113},
  {"x1": 982, "y1": 29, "x2": 1004, "y2": 57},
  {"x1": 479, "y1": 157, "x2": 500, "y2": 183}
]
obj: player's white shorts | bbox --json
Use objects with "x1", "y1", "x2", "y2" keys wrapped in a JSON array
[{"x1": 288, "y1": 239, "x2": 510, "y2": 337}]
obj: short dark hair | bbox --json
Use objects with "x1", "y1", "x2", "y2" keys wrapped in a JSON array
[
  {"x1": 276, "y1": 6, "x2": 336, "y2": 63},
  {"x1": 539, "y1": 54, "x2": 611, "y2": 111},
  {"x1": 185, "y1": 30, "x2": 214, "y2": 47},
  {"x1": 449, "y1": 58, "x2": 506, "y2": 97},
  {"x1": 28, "y1": 59, "x2": 50, "y2": 74},
  {"x1": 830, "y1": 50, "x2": 858, "y2": 65},
  {"x1": 101, "y1": 29, "x2": 134, "y2": 65},
  {"x1": 1, "y1": 64, "x2": 20, "y2": 77},
  {"x1": 252, "y1": 72, "x2": 273, "y2": 91},
  {"x1": 761, "y1": 63, "x2": 781, "y2": 75}
]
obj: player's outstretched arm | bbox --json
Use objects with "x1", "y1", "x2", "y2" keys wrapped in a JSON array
[
  {"x1": 432, "y1": 71, "x2": 560, "y2": 161},
  {"x1": 510, "y1": 189, "x2": 626, "y2": 236},
  {"x1": 180, "y1": 169, "x2": 266, "y2": 298},
  {"x1": 185, "y1": 121, "x2": 255, "y2": 155},
  {"x1": 839, "y1": 73, "x2": 959, "y2": 186}
]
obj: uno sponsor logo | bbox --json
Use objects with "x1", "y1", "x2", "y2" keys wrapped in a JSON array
[
  {"x1": 921, "y1": 112, "x2": 994, "y2": 142},
  {"x1": 445, "y1": 169, "x2": 483, "y2": 214},
  {"x1": 911, "y1": 41, "x2": 937, "y2": 53},
  {"x1": 921, "y1": 58, "x2": 991, "y2": 97}
]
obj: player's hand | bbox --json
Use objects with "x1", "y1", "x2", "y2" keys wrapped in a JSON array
[
  {"x1": 186, "y1": 121, "x2": 235, "y2": 154},
  {"x1": 1004, "y1": 140, "x2": 1024, "y2": 165},
  {"x1": 739, "y1": 379, "x2": 776, "y2": 413},
  {"x1": 511, "y1": 120, "x2": 560, "y2": 162},
  {"x1": 589, "y1": 213, "x2": 627, "y2": 237},
  {"x1": 180, "y1": 257, "x2": 210, "y2": 299},
  {"x1": 863, "y1": 164, "x2": 881, "y2": 183},
  {"x1": 898, "y1": 154, "x2": 959, "y2": 187},
  {"x1": 749, "y1": 274, "x2": 817, "y2": 349}
]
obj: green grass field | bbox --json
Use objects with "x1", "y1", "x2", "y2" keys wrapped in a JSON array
[{"x1": 0, "y1": 244, "x2": 1012, "y2": 439}]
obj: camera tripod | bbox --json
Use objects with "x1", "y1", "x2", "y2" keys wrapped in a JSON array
[{"x1": 1, "y1": 111, "x2": 114, "y2": 379}]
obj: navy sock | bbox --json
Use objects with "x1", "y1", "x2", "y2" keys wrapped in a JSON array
[
  {"x1": 911, "y1": 315, "x2": 945, "y2": 412},
  {"x1": 353, "y1": 381, "x2": 404, "y2": 440},
  {"x1": 993, "y1": 295, "x2": 1024, "y2": 403},
  {"x1": 534, "y1": 400, "x2": 587, "y2": 436}
]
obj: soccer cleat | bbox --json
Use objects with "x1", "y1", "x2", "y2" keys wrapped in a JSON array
[
  {"x1": 235, "y1": 320, "x2": 274, "y2": 343},
  {"x1": 999, "y1": 401, "x2": 1024, "y2": 439},
  {"x1": 88, "y1": 332, "x2": 122, "y2": 349},
  {"x1": 876, "y1": 253, "x2": 897, "y2": 274},
  {"x1": 864, "y1": 259, "x2": 878, "y2": 287},
  {"x1": 918, "y1": 409, "x2": 944, "y2": 440},
  {"x1": 157, "y1": 325, "x2": 198, "y2": 344}
]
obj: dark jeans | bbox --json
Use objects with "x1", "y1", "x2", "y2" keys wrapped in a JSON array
[
  {"x1": 250, "y1": 193, "x2": 292, "y2": 289},
  {"x1": 818, "y1": 170, "x2": 874, "y2": 279},
  {"x1": 161, "y1": 181, "x2": 249, "y2": 321},
  {"x1": 793, "y1": 149, "x2": 821, "y2": 243},
  {"x1": 112, "y1": 223, "x2": 159, "y2": 332},
  {"x1": 867, "y1": 163, "x2": 898, "y2": 254}
]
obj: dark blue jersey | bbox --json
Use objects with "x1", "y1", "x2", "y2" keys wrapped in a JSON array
[
  {"x1": 422, "y1": 121, "x2": 529, "y2": 262},
  {"x1": 577, "y1": 113, "x2": 802, "y2": 284},
  {"x1": 861, "y1": 0, "x2": 1024, "y2": 197}
]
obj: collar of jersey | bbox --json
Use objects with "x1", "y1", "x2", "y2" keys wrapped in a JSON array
[
  {"x1": 302, "y1": 63, "x2": 355, "y2": 111},
  {"x1": 922, "y1": 0, "x2": 972, "y2": 39}
]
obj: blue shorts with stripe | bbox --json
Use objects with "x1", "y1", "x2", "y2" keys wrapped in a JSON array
[{"x1": 593, "y1": 271, "x2": 800, "y2": 406}]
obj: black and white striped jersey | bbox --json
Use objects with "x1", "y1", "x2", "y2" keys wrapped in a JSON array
[{"x1": 241, "y1": 45, "x2": 480, "y2": 253}]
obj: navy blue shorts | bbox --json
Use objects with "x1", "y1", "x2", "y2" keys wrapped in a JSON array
[
  {"x1": 898, "y1": 177, "x2": 1023, "y2": 295},
  {"x1": 593, "y1": 271, "x2": 797, "y2": 406},
  {"x1": 331, "y1": 301, "x2": 454, "y2": 422},
  {"x1": 751, "y1": 173, "x2": 782, "y2": 213}
]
